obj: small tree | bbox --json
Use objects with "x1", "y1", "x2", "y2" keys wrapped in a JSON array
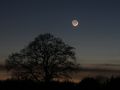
[{"x1": 6, "y1": 33, "x2": 79, "y2": 82}]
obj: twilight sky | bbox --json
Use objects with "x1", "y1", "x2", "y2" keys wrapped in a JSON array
[{"x1": 0, "y1": 0, "x2": 120, "y2": 64}]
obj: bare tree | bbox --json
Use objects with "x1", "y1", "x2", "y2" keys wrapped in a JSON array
[{"x1": 6, "y1": 33, "x2": 79, "y2": 82}]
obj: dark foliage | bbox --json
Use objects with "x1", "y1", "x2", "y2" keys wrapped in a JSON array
[
  {"x1": 6, "y1": 33, "x2": 79, "y2": 82},
  {"x1": 0, "y1": 77, "x2": 120, "y2": 90}
]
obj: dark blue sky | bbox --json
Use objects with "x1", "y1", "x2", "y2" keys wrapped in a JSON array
[{"x1": 0, "y1": 0, "x2": 120, "y2": 64}]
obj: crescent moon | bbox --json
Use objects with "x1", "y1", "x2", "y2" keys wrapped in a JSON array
[{"x1": 72, "y1": 19, "x2": 79, "y2": 27}]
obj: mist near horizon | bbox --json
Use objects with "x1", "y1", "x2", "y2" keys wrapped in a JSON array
[{"x1": 0, "y1": 64, "x2": 120, "y2": 82}]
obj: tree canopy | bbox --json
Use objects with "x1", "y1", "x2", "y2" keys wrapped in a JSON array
[{"x1": 6, "y1": 33, "x2": 79, "y2": 82}]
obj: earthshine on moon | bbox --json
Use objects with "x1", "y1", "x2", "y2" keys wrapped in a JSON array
[{"x1": 72, "y1": 19, "x2": 79, "y2": 27}]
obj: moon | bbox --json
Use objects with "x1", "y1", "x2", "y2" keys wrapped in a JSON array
[{"x1": 72, "y1": 19, "x2": 79, "y2": 27}]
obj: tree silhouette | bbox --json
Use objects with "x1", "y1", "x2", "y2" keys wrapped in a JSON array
[{"x1": 6, "y1": 33, "x2": 79, "y2": 82}]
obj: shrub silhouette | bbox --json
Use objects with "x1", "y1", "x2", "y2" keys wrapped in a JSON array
[
  {"x1": 78, "y1": 77, "x2": 101, "y2": 90},
  {"x1": 1, "y1": 77, "x2": 120, "y2": 90}
]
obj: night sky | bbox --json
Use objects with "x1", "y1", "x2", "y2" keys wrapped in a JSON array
[{"x1": 0, "y1": 0, "x2": 120, "y2": 64}]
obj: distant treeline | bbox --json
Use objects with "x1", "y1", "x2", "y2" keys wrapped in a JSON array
[{"x1": 0, "y1": 77, "x2": 120, "y2": 90}]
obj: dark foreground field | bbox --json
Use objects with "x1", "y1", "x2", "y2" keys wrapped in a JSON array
[{"x1": 0, "y1": 77, "x2": 120, "y2": 90}]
